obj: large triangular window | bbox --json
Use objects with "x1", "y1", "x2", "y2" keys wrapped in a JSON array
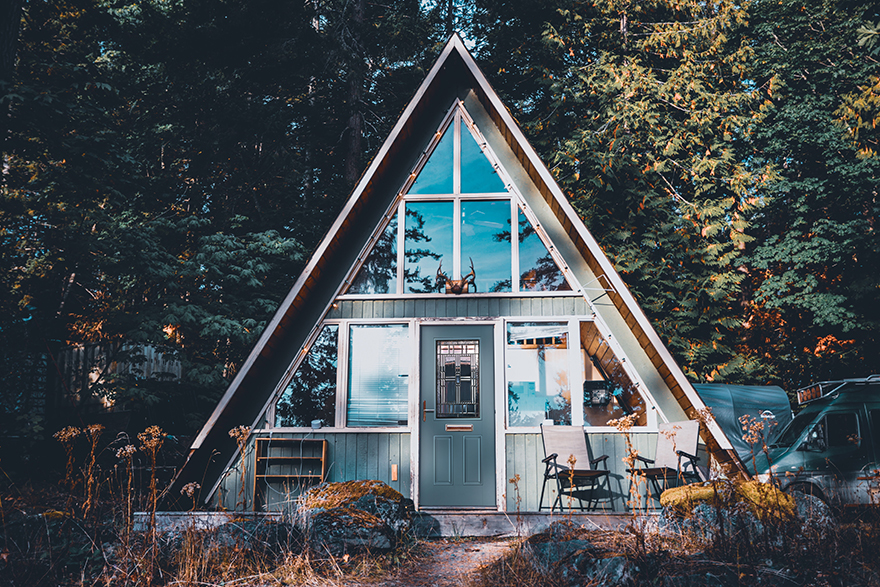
[{"x1": 346, "y1": 103, "x2": 573, "y2": 295}]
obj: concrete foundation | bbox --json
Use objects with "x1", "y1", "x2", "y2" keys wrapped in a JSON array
[{"x1": 135, "y1": 510, "x2": 637, "y2": 537}]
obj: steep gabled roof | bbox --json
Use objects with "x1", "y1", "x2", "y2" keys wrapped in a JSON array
[{"x1": 165, "y1": 35, "x2": 744, "y2": 507}]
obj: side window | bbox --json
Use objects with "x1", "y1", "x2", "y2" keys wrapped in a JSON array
[
  {"x1": 506, "y1": 322, "x2": 571, "y2": 426},
  {"x1": 275, "y1": 325, "x2": 338, "y2": 428},
  {"x1": 810, "y1": 412, "x2": 860, "y2": 451},
  {"x1": 346, "y1": 324, "x2": 411, "y2": 427}
]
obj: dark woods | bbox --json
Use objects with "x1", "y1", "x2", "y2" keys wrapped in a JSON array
[{"x1": 1, "y1": 0, "x2": 878, "y2": 446}]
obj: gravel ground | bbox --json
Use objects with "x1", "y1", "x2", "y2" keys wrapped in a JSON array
[{"x1": 344, "y1": 538, "x2": 516, "y2": 587}]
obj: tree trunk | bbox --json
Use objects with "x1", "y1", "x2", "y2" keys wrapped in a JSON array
[
  {"x1": 446, "y1": 0, "x2": 454, "y2": 37},
  {"x1": 0, "y1": 0, "x2": 21, "y2": 162},
  {"x1": 343, "y1": 0, "x2": 365, "y2": 186}
]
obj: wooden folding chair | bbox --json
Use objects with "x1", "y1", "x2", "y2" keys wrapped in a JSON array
[
  {"x1": 629, "y1": 420, "x2": 703, "y2": 506},
  {"x1": 539, "y1": 425, "x2": 614, "y2": 512}
]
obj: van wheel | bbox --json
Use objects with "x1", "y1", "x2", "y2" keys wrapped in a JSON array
[{"x1": 785, "y1": 482, "x2": 828, "y2": 505}]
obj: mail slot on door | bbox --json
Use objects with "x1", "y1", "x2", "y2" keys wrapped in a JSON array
[{"x1": 445, "y1": 424, "x2": 473, "y2": 432}]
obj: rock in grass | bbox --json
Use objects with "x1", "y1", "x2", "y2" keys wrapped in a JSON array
[
  {"x1": 307, "y1": 507, "x2": 396, "y2": 556},
  {"x1": 296, "y1": 480, "x2": 414, "y2": 556}
]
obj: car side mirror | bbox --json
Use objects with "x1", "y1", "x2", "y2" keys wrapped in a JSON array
[{"x1": 798, "y1": 429, "x2": 826, "y2": 452}]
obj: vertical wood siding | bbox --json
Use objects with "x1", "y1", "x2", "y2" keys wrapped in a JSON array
[
  {"x1": 504, "y1": 432, "x2": 660, "y2": 512},
  {"x1": 327, "y1": 297, "x2": 588, "y2": 320},
  {"x1": 216, "y1": 433, "x2": 411, "y2": 512}
]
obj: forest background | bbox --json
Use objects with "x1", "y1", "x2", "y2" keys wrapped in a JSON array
[{"x1": 1, "y1": 0, "x2": 878, "y2": 453}]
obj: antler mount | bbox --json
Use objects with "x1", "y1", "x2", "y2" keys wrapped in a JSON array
[{"x1": 435, "y1": 258, "x2": 477, "y2": 294}]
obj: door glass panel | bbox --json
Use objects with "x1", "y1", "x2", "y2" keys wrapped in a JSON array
[
  {"x1": 347, "y1": 324, "x2": 410, "y2": 427},
  {"x1": 518, "y1": 209, "x2": 571, "y2": 292},
  {"x1": 436, "y1": 340, "x2": 479, "y2": 418},
  {"x1": 275, "y1": 325, "x2": 338, "y2": 427},
  {"x1": 409, "y1": 125, "x2": 453, "y2": 194},
  {"x1": 404, "y1": 201, "x2": 453, "y2": 293},
  {"x1": 461, "y1": 126, "x2": 506, "y2": 193},
  {"x1": 348, "y1": 211, "x2": 397, "y2": 294},
  {"x1": 506, "y1": 322, "x2": 571, "y2": 426},
  {"x1": 461, "y1": 200, "x2": 512, "y2": 293}
]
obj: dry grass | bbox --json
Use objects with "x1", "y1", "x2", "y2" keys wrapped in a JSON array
[{"x1": 0, "y1": 425, "x2": 422, "y2": 587}]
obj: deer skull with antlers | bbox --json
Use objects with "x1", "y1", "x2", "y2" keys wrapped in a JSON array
[{"x1": 436, "y1": 258, "x2": 477, "y2": 294}]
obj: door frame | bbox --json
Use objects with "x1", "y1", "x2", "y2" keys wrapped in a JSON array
[{"x1": 410, "y1": 318, "x2": 505, "y2": 511}]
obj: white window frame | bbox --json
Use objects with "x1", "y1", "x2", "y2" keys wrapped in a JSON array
[
  {"x1": 265, "y1": 318, "x2": 416, "y2": 433},
  {"x1": 502, "y1": 317, "x2": 657, "y2": 433}
]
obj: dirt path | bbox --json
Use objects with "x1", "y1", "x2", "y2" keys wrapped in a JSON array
[{"x1": 350, "y1": 538, "x2": 516, "y2": 587}]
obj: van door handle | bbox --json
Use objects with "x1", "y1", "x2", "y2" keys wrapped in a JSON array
[{"x1": 422, "y1": 400, "x2": 435, "y2": 422}]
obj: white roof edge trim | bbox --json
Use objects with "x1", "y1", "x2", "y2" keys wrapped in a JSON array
[
  {"x1": 451, "y1": 37, "x2": 733, "y2": 452},
  {"x1": 190, "y1": 35, "x2": 466, "y2": 450}
]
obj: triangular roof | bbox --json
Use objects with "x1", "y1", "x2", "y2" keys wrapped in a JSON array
[{"x1": 165, "y1": 35, "x2": 744, "y2": 506}]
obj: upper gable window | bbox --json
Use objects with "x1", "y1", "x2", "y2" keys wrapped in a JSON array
[
  {"x1": 461, "y1": 123, "x2": 506, "y2": 193},
  {"x1": 407, "y1": 107, "x2": 505, "y2": 197},
  {"x1": 346, "y1": 105, "x2": 574, "y2": 296},
  {"x1": 409, "y1": 125, "x2": 453, "y2": 194}
]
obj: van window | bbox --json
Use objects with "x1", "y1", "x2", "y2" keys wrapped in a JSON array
[
  {"x1": 818, "y1": 412, "x2": 860, "y2": 449},
  {"x1": 870, "y1": 410, "x2": 880, "y2": 456},
  {"x1": 773, "y1": 405, "x2": 822, "y2": 447}
]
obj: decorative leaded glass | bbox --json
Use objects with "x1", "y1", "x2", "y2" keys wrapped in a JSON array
[{"x1": 436, "y1": 340, "x2": 480, "y2": 418}]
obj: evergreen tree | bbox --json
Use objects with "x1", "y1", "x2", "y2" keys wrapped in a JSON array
[
  {"x1": 745, "y1": 0, "x2": 880, "y2": 390},
  {"x1": 1, "y1": 0, "x2": 442, "y2": 433},
  {"x1": 470, "y1": 0, "x2": 774, "y2": 382}
]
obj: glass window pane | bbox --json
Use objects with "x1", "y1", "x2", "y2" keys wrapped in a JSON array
[
  {"x1": 461, "y1": 126, "x2": 506, "y2": 193},
  {"x1": 348, "y1": 211, "x2": 398, "y2": 294},
  {"x1": 506, "y1": 322, "x2": 570, "y2": 426},
  {"x1": 518, "y1": 209, "x2": 571, "y2": 292},
  {"x1": 826, "y1": 413, "x2": 858, "y2": 447},
  {"x1": 404, "y1": 201, "x2": 453, "y2": 293},
  {"x1": 409, "y1": 125, "x2": 453, "y2": 194},
  {"x1": 580, "y1": 323, "x2": 648, "y2": 427},
  {"x1": 275, "y1": 325, "x2": 338, "y2": 427},
  {"x1": 461, "y1": 200, "x2": 512, "y2": 293},
  {"x1": 347, "y1": 324, "x2": 410, "y2": 427}
]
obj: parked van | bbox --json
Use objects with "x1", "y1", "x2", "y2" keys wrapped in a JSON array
[{"x1": 755, "y1": 376, "x2": 880, "y2": 506}]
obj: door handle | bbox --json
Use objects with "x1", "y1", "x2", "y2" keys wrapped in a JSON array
[{"x1": 422, "y1": 400, "x2": 435, "y2": 422}]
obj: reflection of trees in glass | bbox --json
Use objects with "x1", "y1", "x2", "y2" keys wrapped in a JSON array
[
  {"x1": 404, "y1": 204, "x2": 447, "y2": 293},
  {"x1": 349, "y1": 213, "x2": 397, "y2": 294},
  {"x1": 275, "y1": 325, "x2": 338, "y2": 427},
  {"x1": 507, "y1": 383, "x2": 571, "y2": 426},
  {"x1": 462, "y1": 200, "x2": 511, "y2": 293},
  {"x1": 490, "y1": 279, "x2": 511, "y2": 292},
  {"x1": 518, "y1": 211, "x2": 570, "y2": 291}
]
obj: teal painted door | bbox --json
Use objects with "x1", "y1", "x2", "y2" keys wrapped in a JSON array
[{"x1": 419, "y1": 325, "x2": 495, "y2": 508}]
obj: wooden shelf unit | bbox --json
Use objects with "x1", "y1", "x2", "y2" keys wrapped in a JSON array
[{"x1": 253, "y1": 437, "x2": 327, "y2": 511}]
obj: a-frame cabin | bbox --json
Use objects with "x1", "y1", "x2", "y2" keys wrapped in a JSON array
[{"x1": 166, "y1": 35, "x2": 744, "y2": 513}]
